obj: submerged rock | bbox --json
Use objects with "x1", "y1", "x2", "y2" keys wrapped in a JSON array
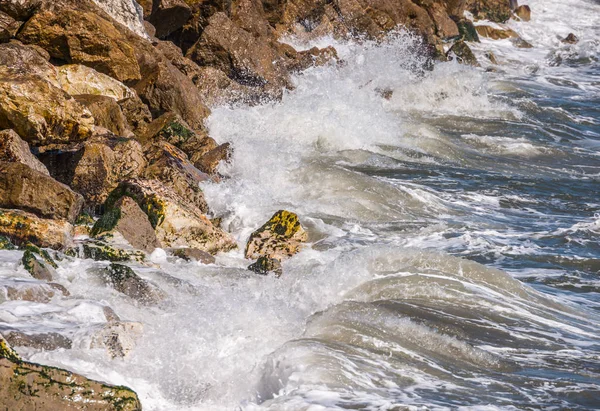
[
  {"x1": 0, "y1": 335, "x2": 142, "y2": 410},
  {"x1": 171, "y1": 247, "x2": 216, "y2": 264},
  {"x1": 1, "y1": 282, "x2": 69, "y2": 303},
  {"x1": 562, "y1": 33, "x2": 579, "y2": 44},
  {"x1": 475, "y1": 25, "x2": 518, "y2": 40},
  {"x1": 102, "y1": 263, "x2": 164, "y2": 304},
  {"x1": 245, "y1": 210, "x2": 308, "y2": 262},
  {"x1": 22, "y1": 244, "x2": 58, "y2": 281},
  {"x1": 248, "y1": 256, "x2": 283, "y2": 277},
  {"x1": 3, "y1": 330, "x2": 72, "y2": 350},
  {"x1": 0, "y1": 209, "x2": 74, "y2": 249}
]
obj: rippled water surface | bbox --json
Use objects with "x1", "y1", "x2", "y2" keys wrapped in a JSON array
[{"x1": 1, "y1": 0, "x2": 599, "y2": 409}]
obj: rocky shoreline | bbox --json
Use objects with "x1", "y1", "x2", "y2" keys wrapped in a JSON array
[{"x1": 0, "y1": 0, "x2": 541, "y2": 407}]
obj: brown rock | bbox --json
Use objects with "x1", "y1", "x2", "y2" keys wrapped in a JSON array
[
  {"x1": 0, "y1": 162, "x2": 83, "y2": 222},
  {"x1": 466, "y1": 0, "x2": 512, "y2": 22},
  {"x1": 118, "y1": 95, "x2": 153, "y2": 134},
  {"x1": 17, "y1": 9, "x2": 141, "y2": 83},
  {"x1": 475, "y1": 24, "x2": 518, "y2": 40},
  {"x1": 245, "y1": 210, "x2": 307, "y2": 261},
  {"x1": 513, "y1": 4, "x2": 530, "y2": 21},
  {"x1": 3, "y1": 331, "x2": 72, "y2": 350},
  {"x1": 0, "y1": 10, "x2": 20, "y2": 42},
  {"x1": 248, "y1": 256, "x2": 282, "y2": 276},
  {"x1": 172, "y1": 247, "x2": 216, "y2": 264},
  {"x1": 562, "y1": 33, "x2": 578, "y2": 44},
  {"x1": 57, "y1": 64, "x2": 136, "y2": 100},
  {"x1": 148, "y1": 0, "x2": 192, "y2": 39},
  {"x1": 447, "y1": 40, "x2": 479, "y2": 66},
  {"x1": 0, "y1": 41, "x2": 57, "y2": 84},
  {"x1": 0, "y1": 335, "x2": 141, "y2": 411},
  {"x1": 0, "y1": 129, "x2": 49, "y2": 175},
  {"x1": 511, "y1": 37, "x2": 532, "y2": 48},
  {"x1": 427, "y1": 2, "x2": 460, "y2": 39},
  {"x1": 74, "y1": 94, "x2": 133, "y2": 137},
  {"x1": 194, "y1": 142, "x2": 231, "y2": 175},
  {"x1": 0, "y1": 209, "x2": 74, "y2": 249},
  {"x1": 22, "y1": 249, "x2": 56, "y2": 281},
  {"x1": 91, "y1": 196, "x2": 161, "y2": 253},
  {"x1": 2, "y1": 282, "x2": 67, "y2": 303},
  {"x1": 0, "y1": 0, "x2": 41, "y2": 20}
]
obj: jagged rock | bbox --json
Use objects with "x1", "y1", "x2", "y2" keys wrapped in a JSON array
[
  {"x1": 148, "y1": 0, "x2": 192, "y2": 39},
  {"x1": 0, "y1": 209, "x2": 74, "y2": 249},
  {"x1": 0, "y1": 73, "x2": 95, "y2": 146},
  {"x1": 0, "y1": 41, "x2": 57, "y2": 84},
  {"x1": 454, "y1": 18, "x2": 479, "y2": 42},
  {"x1": 447, "y1": 40, "x2": 479, "y2": 66},
  {"x1": 17, "y1": 8, "x2": 142, "y2": 82},
  {"x1": 102, "y1": 263, "x2": 164, "y2": 304},
  {"x1": 171, "y1": 247, "x2": 216, "y2": 264},
  {"x1": 104, "y1": 179, "x2": 236, "y2": 253},
  {"x1": 0, "y1": 10, "x2": 20, "y2": 42},
  {"x1": 0, "y1": 162, "x2": 84, "y2": 222},
  {"x1": 118, "y1": 95, "x2": 153, "y2": 134},
  {"x1": 89, "y1": 321, "x2": 143, "y2": 358},
  {"x1": 248, "y1": 256, "x2": 282, "y2": 276},
  {"x1": 3, "y1": 331, "x2": 72, "y2": 350},
  {"x1": 74, "y1": 95, "x2": 133, "y2": 137},
  {"x1": 0, "y1": 335, "x2": 142, "y2": 410},
  {"x1": 466, "y1": 0, "x2": 511, "y2": 22},
  {"x1": 91, "y1": 0, "x2": 149, "y2": 38},
  {"x1": 0, "y1": 0, "x2": 41, "y2": 20},
  {"x1": 245, "y1": 210, "x2": 308, "y2": 261},
  {"x1": 195, "y1": 142, "x2": 231, "y2": 175},
  {"x1": 0, "y1": 129, "x2": 49, "y2": 175},
  {"x1": 513, "y1": 4, "x2": 530, "y2": 21},
  {"x1": 475, "y1": 25, "x2": 518, "y2": 40},
  {"x1": 562, "y1": 33, "x2": 578, "y2": 44},
  {"x1": 91, "y1": 196, "x2": 161, "y2": 253},
  {"x1": 22, "y1": 249, "x2": 55, "y2": 281},
  {"x1": 143, "y1": 140, "x2": 210, "y2": 213},
  {"x1": 57, "y1": 64, "x2": 136, "y2": 101},
  {"x1": 66, "y1": 240, "x2": 146, "y2": 262},
  {"x1": 2, "y1": 282, "x2": 68, "y2": 303},
  {"x1": 427, "y1": 2, "x2": 460, "y2": 39}
]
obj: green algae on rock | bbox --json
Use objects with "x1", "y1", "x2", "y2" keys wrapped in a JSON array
[
  {"x1": 102, "y1": 263, "x2": 164, "y2": 305},
  {"x1": 66, "y1": 241, "x2": 146, "y2": 263},
  {"x1": 0, "y1": 209, "x2": 74, "y2": 250}
]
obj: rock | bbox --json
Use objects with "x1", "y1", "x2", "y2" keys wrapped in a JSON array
[
  {"x1": 143, "y1": 140, "x2": 210, "y2": 213},
  {"x1": 0, "y1": 0, "x2": 41, "y2": 20},
  {"x1": 74, "y1": 95, "x2": 133, "y2": 137},
  {"x1": 485, "y1": 51, "x2": 498, "y2": 64},
  {"x1": 91, "y1": 0, "x2": 149, "y2": 38},
  {"x1": 67, "y1": 240, "x2": 146, "y2": 262},
  {"x1": 148, "y1": 0, "x2": 192, "y2": 39},
  {"x1": 144, "y1": 20, "x2": 157, "y2": 37},
  {"x1": 3, "y1": 331, "x2": 72, "y2": 350},
  {"x1": 102, "y1": 263, "x2": 164, "y2": 304},
  {"x1": 511, "y1": 37, "x2": 532, "y2": 48},
  {"x1": 0, "y1": 129, "x2": 50, "y2": 175},
  {"x1": 427, "y1": 2, "x2": 460, "y2": 39},
  {"x1": 17, "y1": 8, "x2": 142, "y2": 83},
  {"x1": 466, "y1": 0, "x2": 512, "y2": 23},
  {"x1": 475, "y1": 25, "x2": 518, "y2": 40},
  {"x1": 22, "y1": 249, "x2": 55, "y2": 281},
  {"x1": 248, "y1": 256, "x2": 282, "y2": 277},
  {"x1": 118, "y1": 95, "x2": 153, "y2": 134},
  {"x1": 194, "y1": 142, "x2": 231, "y2": 175},
  {"x1": 562, "y1": 33, "x2": 578, "y2": 44},
  {"x1": 39, "y1": 136, "x2": 146, "y2": 209},
  {"x1": 447, "y1": 40, "x2": 479, "y2": 66},
  {"x1": 171, "y1": 247, "x2": 215, "y2": 264},
  {"x1": 0, "y1": 235, "x2": 15, "y2": 250},
  {"x1": 454, "y1": 18, "x2": 479, "y2": 42},
  {"x1": 103, "y1": 305, "x2": 121, "y2": 322},
  {"x1": 91, "y1": 196, "x2": 161, "y2": 253},
  {"x1": 0, "y1": 10, "x2": 20, "y2": 42},
  {"x1": 90, "y1": 321, "x2": 143, "y2": 358},
  {"x1": 513, "y1": 4, "x2": 530, "y2": 21},
  {"x1": 245, "y1": 210, "x2": 307, "y2": 261},
  {"x1": 0, "y1": 162, "x2": 84, "y2": 222},
  {"x1": 2, "y1": 282, "x2": 68, "y2": 303},
  {"x1": 104, "y1": 179, "x2": 236, "y2": 253},
  {"x1": 0, "y1": 41, "x2": 58, "y2": 85},
  {"x1": 57, "y1": 64, "x2": 136, "y2": 101},
  {"x1": 0, "y1": 73, "x2": 95, "y2": 146},
  {"x1": 0, "y1": 209, "x2": 74, "y2": 249},
  {"x1": 0, "y1": 335, "x2": 142, "y2": 411}
]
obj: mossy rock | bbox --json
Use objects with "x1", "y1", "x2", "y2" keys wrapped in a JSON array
[
  {"x1": 245, "y1": 210, "x2": 308, "y2": 261},
  {"x1": 0, "y1": 235, "x2": 15, "y2": 250},
  {"x1": 80, "y1": 242, "x2": 145, "y2": 263},
  {"x1": 256, "y1": 210, "x2": 304, "y2": 238},
  {"x1": 447, "y1": 40, "x2": 479, "y2": 66},
  {"x1": 0, "y1": 336, "x2": 21, "y2": 363},
  {"x1": 24, "y1": 243, "x2": 58, "y2": 268},
  {"x1": 456, "y1": 19, "x2": 480, "y2": 42},
  {"x1": 22, "y1": 249, "x2": 55, "y2": 281},
  {"x1": 104, "y1": 186, "x2": 166, "y2": 229},
  {"x1": 102, "y1": 263, "x2": 164, "y2": 304},
  {"x1": 75, "y1": 212, "x2": 95, "y2": 226},
  {"x1": 91, "y1": 207, "x2": 122, "y2": 237},
  {"x1": 248, "y1": 256, "x2": 282, "y2": 277}
]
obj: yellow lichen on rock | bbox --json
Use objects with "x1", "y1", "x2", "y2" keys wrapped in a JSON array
[{"x1": 245, "y1": 210, "x2": 308, "y2": 261}]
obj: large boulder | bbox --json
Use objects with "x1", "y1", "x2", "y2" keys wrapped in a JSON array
[
  {"x1": 245, "y1": 210, "x2": 308, "y2": 261},
  {"x1": 17, "y1": 8, "x2": 142, "y2": 83},
  {"x1": 0, "y1": 10, "x2": 20, "y2": 42},
  {"x1": 0, "y1": 209, "x2": 74, "y2": 249},
  {"x1": 104, "y1": 179, "x2": 236, "y2": 253},
  {"x1": 0, "y1": 41, "x2": 58, "y2": 85},
  {"x1": 0, "y1": 0, "x2": 41, "y2": 20},
  {"x1": 57, "y1": 64, "x2": 136, "y2": 101},
  {"x1": 0, "y1": 129, "x2": 49, "y2": 175},
  {"x1": 74, "y1": 94, "x2": 133, "y2": 137},
  {"x1": 0, "y1": 335, "x2": 142, "y2": 410},
  {"x1": 466, "y1": 0, "x2": 512, "y2": 22},
  {"x1": 148, "y1": 0, "x2": 192, "y2": 39},
  {"x1": 0, "y1": 162, "x2": 83, "y2": 223},
  {"x1": 91, "y1": 0, "x2": 149, "y2": 38}
]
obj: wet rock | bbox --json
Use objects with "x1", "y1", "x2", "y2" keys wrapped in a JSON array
[
  {"x1": 103, "y1": 305, "x2": 121, "y2": 322},
  {"x1": 3, "y1": 330, "x2": 72, "y2": 350},
  {"x1": 511, "y1": 37, "x2": 532, "y2": 48},
  {"x1": 0, "y1": 73, "x2": 95, "y2": 146},
  {"x1": 102, "y1": 263, "x2": 164, "y2": 304},
  {"x1": 485, "y1": 51, "x2": 498, "y2": 64},
  {"x1": 22, "y1": 249, "x2": 55, "y2": 281},
  {"x1": 466, "y1": 0, "x2": 512, "y2": 23},
  {"x1": 475, "y1": 25, "x2": 518, "y2": 40},
  {"x1": 513, "y1": 4, "x2": 530, "y2": 21},
  {"x1": 0, "y1": 235, "x2": 15, "y2": 250},
  {"x1": 57, "y1": 64, "x2": 136, "y2": 101},
  {"x1": 447, "y1": 40, "x2": 479, "y2": 66},
  {"x1": 0, "y1": 335, "x2": 142, "y2": 410},
  {"x1": 427, "y1": 2, "x2": 460, "y2": 39},
  {"x1": 17, "y1": 8, "x2": 141, "y2": 83},
  {"x1": 104, "y1": 179, "x2": 236, "y2": 253},
  {"x1": 143, "y1": 140, "x2": 210, "y2": 213},
  {"x1": 118, "y1": 95, "x2": 153, "y2": 134},
  {"x1": 454, "y1": 18, "x2": 479, "y2": 42},
  {"x1": 66, "y1": 240, "x2": 146, "y2": 263},
  {"x1": 245, "y1": 210, "x2": 308, "y2": 261},
  {"x1": 91, "y1": 0, "x2": 149, "y2": 38},
  {"x1": 148, "y1": 0, "x2": 192, "y2": 39},
  {"x1": 248, "y1": 256, "x2": 282, "y2": 277},
  {"x1": 2, "y1": 282, "x2": 68, "y2": 303},
  {"x1": 0, "y1": 162, "x2": 84, "y2": 222},
  {"x1": 74, "y1": 94, "x2": 133, "y2": 137},
  {"x1": 0, "y1": 129, "x2": 50, "y2": 175},
  {"x1": 0, "y1": 10, "x2": 20, "y2": 42},
  {"x1": 0, "y1": 209, "x2": 74, "y2": 249},
  {"x1": 194, "y1": 142, "x2": 231, "y2": 175},
  {"x1": 562, "y1": 33, "x2": 578, "y2": 44},
  {"x1": 171, "y1": 247, "x2": 216, "y2": 264},
  {"x1": 89, "y1": 321, "x2": 143, "y2": 358},
  {"x1": 91, "y1": 196, "x2": 161, "y2": 253}
]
